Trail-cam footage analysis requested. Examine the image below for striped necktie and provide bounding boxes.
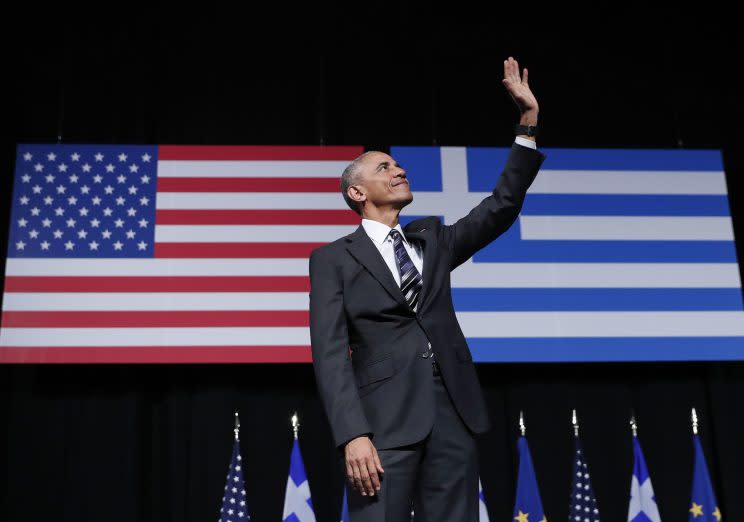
[389,229,423,312]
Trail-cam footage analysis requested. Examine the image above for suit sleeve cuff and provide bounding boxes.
[514,136,537,150]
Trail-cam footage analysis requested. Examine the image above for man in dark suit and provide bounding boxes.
[309,57,546,521]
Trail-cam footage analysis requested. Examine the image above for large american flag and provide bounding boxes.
[2,144,743,363]
[1,144,362,363]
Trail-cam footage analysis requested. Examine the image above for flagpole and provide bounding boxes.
[291,411,300,440]
[518,410,526,436]
[234,411,240,441]
[691,407,699,435]
[629,410,638,438]
[571,408,579,438]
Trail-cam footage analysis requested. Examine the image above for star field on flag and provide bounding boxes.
[9,146,157,258]
[219,438,250,522]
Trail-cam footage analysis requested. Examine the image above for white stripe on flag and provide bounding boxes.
[519,216,735,240]
[156,192,348,209]
[455,311,744,337]
[528,170,727,195]
[4,258,311,276]
[157,160,350,178]
[451,261,741,288]
[154,225,358,242]
[0,327,310,347]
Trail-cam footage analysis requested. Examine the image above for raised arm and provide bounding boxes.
[445,57,547,270]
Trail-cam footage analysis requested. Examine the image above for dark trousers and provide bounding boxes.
[347,368,480,521]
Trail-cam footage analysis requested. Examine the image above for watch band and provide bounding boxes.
[515,124,539,137]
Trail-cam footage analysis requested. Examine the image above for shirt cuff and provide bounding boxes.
[514,136,537,150]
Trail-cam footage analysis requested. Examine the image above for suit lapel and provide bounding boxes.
[345,222,435,313]
[345,224,409,309]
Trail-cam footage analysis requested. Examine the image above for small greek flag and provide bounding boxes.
[282,438,315,522]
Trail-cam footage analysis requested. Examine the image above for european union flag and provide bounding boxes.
[513,436,547,522]
[689,434,723,521]
[627,436,661,522]
[282,438,316,522]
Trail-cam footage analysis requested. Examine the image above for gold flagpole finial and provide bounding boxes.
[572,408,579,438]
[291,411,300,440]
[519,410,526,437]
[630,410,638,438]
[691,407,699,435]
[234,411,240,441]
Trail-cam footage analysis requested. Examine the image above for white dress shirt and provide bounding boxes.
[360,137,537,286]
[361,218,424,287]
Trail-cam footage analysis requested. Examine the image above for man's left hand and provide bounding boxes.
[502,56,539,122]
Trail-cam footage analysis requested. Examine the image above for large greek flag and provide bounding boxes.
[393,146,744,362]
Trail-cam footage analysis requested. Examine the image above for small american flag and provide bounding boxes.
[1,144,362,363]
[569,437,600,522]
[219,437,250,522]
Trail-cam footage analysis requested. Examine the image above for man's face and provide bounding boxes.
[353,152,413,212]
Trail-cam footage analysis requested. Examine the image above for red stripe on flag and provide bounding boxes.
[2,311,308,328]
[0,346,313,363]
[158,145,363,161]
[4,276,309,292]
[157,177,340,192]
[155,243,324,258]
[156,209,360,225]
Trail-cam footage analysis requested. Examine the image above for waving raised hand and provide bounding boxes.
[502,56,539,117]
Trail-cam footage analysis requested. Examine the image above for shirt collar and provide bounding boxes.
[361,218,408,246]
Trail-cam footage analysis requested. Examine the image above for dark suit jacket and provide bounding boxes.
[309,142,547,450]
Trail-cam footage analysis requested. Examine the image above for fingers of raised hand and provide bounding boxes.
[504,57,521,82]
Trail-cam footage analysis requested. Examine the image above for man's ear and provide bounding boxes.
[348,184,366,205]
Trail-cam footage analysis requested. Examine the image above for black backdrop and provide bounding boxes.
[2,7,743,522]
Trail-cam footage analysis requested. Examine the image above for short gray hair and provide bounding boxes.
[340,151,377,216]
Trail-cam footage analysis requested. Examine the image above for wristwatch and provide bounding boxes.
[515,124,539,137]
